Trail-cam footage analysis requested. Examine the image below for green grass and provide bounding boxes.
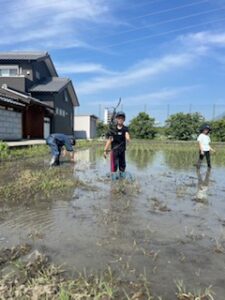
[0,139,104,161]
[0,244,154,300]
[0,168,81,203]
[128,140,225,168]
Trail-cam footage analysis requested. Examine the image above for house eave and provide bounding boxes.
[67,81,80,107]
[1,85,54,111]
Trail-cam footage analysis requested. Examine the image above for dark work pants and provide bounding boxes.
[197,151,211,168]
[110,150,126,172]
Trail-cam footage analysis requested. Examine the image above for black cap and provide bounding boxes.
[200,124,212,133]
[115,111,126,119]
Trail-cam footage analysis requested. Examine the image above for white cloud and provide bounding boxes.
[123,86,196,105]
[88,85,198,107]
[56,63,117,75]
[88,86,196,107]
[179,31,225,48]
[77,52,194,95]
[0,0,115,48]
[77,30,225,95]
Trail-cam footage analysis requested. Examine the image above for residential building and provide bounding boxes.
[0,52,79,140]
[104,108,113,125]
[0,87,53,140]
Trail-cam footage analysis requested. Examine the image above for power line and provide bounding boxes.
[0,0,211,35]
[0,0,161,18]
[116,0,162,12]
[126,0,209,22]
[102,16,225,49]
[99,6,225,39]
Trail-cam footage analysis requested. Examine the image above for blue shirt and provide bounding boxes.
[51,133,74,152]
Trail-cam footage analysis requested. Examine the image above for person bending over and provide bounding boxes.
[46,133,76,166]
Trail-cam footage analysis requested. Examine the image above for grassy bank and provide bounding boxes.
[0,140,104,161]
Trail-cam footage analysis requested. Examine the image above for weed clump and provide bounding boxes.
[0,244,154,300]
[0,168,80,203]
[176,280,215,300]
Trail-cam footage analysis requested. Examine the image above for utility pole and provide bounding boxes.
[167,104,170,118]
[144,104,147,113]
[212,104,216,120]
[98,104,101,120]
[189,104,192,114]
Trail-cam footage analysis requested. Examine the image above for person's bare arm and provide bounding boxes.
[104,138,112,158]
[126,132,131,143]
[198,142,204,155]
[70,151,76,162]
[210,146,215,153]
[63,149,75,162]
[62,147,67,157]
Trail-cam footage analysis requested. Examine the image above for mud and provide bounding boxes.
[0,146,225,299]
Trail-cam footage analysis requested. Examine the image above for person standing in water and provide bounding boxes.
[104,111,130,179]
[46,133,76,166]
[196,125,215,169]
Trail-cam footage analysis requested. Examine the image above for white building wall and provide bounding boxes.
[74,115,97,139]
[104,108,108,125]
[0,109,22,140]
[74,116,90,139]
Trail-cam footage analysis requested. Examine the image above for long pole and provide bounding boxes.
[212,104,216,120]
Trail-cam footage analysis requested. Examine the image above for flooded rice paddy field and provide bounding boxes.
[0,143,225,299]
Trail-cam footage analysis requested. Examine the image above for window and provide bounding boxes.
[60,109,66,117]
[0,65,19,77]
[36,71,40,80]
[55,107,66,117]
[64,90,69,102]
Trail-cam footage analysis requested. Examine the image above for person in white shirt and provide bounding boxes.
[196,125,215,169]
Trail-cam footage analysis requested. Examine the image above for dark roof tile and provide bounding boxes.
[29,77,70,93]
[0,52,48,60]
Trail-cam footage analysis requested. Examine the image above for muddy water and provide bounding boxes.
[1,147,225,299]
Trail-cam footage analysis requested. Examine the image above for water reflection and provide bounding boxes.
[196,169,211,202]
[164,150,196,170]
[75,148,98,164]
[127,148,156,169]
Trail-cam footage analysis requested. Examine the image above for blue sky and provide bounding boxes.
[1,0,225,123]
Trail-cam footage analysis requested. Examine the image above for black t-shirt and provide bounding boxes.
[107,125,129,152]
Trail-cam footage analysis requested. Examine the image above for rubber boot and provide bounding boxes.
[50,156,60,167]
[111,172,118,181]
[120,171,126,179]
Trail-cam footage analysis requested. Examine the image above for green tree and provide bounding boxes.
[129,112,156,139]
[165,112,205,140]
[96,121,109,138]
[211,118,225,142]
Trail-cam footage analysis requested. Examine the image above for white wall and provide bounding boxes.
[74,115,90,139]
[74,115,97,139]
